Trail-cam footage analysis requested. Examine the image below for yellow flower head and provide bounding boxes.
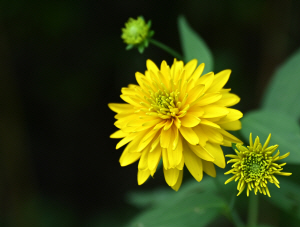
[121,17,154,53]
[109,59,243,191]
[225,133,292,197]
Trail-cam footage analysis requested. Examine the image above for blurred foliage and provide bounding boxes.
[262,48,300,119]
[178,16,213,74]
[126,176,233,227]
[1,0,300,227]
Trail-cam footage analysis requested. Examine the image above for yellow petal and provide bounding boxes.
[108,103,132,113]
[162,148,170,169]
[186,84,205,104]
[179,126,199,145]
[200,119,220,129]
[201,125,223,144]
[137,169,151,185]
[135,119,163,132]
[218,128,243,144]
[192,125,208,147]
[114,114,137,129]
[148,145,161,171]
[167,130,183,168]
[138,147,149,170]
[110,130,128,138]
[174,117,181,128]
[146,59,159,73]
[176,154,185,170]
[188,106,204,117]
[160,60,172,81]
[163,167,180,187]
[120,95,141,107]
[187,143,214,162]
[216,108,243,124]
[197,93,222,106]
[164,118,174,130]
[153,120,167,130]
[202,160,216,177]
[202,105,229,118]
[215,93,240,107]
[172,127,179,150]
[207,69,231,93]
[180,113,201,127]
[114,111,135,119]
[183,142,203,182]
[171,169,183,191]
[135,72,153,92]
[137,130,158,152]
[189,63,205,81]
[196,72,214,92]
[121,87,137,96]
[150,134,161,152]
[126,130,152,153]
[205,143,225,168]
[119,142,142,166]
[160,127,172,148]
[116,132,139,149]
[219,120,241,131]
[184,59,198,79]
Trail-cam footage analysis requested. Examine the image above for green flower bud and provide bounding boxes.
[121,16,154,53]
[225,133,292,197]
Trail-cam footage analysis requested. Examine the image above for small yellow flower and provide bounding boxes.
[121,16,154,53]
[225,133,292,197]
[109,59,242,191]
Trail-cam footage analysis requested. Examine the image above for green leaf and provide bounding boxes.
[178,16,213,74]
[126,176,236,227]
[262,48,300,119]
[240,109,300,164]
[266,178,300,220]
[126,192,225,227]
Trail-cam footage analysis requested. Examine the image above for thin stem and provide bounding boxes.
[149,39,183,60]
[247,194,259,227]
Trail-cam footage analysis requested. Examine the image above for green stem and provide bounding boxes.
[213,178,244,227]
[247,194,259,227]
[149,39,183,60]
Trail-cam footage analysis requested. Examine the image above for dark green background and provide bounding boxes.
[0,0,299,226]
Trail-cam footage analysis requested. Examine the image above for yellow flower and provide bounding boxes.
[225,133,292,197]
[109,59,243,191]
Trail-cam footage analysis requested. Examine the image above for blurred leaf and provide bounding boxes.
[126,176,236,227]
[126,192,225,227]
[262,48,300,119]
[241,109,300,164]
[127,188,172,209]
[127,176,224,209]
[178,16,213,74]
[266,178,300,220]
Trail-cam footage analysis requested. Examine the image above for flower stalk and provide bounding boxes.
[149,39,183,60]
[247,194,258,227]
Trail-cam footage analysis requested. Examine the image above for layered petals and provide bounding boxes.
[109,59,242,191]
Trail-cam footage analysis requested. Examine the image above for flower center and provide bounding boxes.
[148,89,180,119]
[242,154,268,183]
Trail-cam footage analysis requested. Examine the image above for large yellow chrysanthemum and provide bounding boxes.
[109,59,243,191]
